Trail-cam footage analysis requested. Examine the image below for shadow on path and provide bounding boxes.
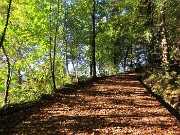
[0,74,179,134]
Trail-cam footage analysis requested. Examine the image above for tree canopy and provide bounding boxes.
[0,0,179,106]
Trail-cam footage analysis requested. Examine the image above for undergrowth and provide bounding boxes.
[142,68,180,113]
[0,76,73,108]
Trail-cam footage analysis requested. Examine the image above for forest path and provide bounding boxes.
[0,74,180,135]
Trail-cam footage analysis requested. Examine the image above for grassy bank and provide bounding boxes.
[142,68,180,113]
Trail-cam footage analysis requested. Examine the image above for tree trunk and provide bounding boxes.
[0,0,12,106]
[160,4,170,72]
[49,2,57,91]
[52,0,61,90]
[89,37,92,76]
[65,48,69,75]
[0,0,12,48]
[113,51,117,71]
[113,39,118,73]
[91,0,96,78]
[2,46,11,106]
[143,0,155,65]
[18,69,22,85]
[129,44,133,71]
[63,0,69,75]
[123,47,129,72]
[90,61,93,76]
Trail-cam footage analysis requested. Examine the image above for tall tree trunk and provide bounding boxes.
[90,61,93,76]
[160,4,170,72]
[50,37,54,90]
[18,69,22,85]
[2,46,11,106]
[0,0,12,48]
[147,30,155,64]
[0,0,12,106]
[91,0,96,78]
[89,37,93,76]
[49,2,57,91]
[52,0,60,90]
[113,51,117,71]
[143,0,155,65]
[113,34,118,73]
[71,59,76,74]
[65,44,69,75]
[63,0,69,75]
[123,48,129,72]
[129,44,133,71]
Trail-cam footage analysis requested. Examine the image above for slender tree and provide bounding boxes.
[91,0,96,78]
[159,1,170,72]
[49,0,61,91]
[49,2,57,91]
[0,0,12,105]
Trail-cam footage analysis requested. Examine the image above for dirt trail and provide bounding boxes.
[0,74,180,135]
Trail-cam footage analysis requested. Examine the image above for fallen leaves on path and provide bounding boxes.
[0,74,180,135]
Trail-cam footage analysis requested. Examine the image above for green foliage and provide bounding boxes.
[0,0,179,108]
[78,75,88,82]
[143,67,180,111]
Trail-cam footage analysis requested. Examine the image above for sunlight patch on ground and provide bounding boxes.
[1,74,179,135]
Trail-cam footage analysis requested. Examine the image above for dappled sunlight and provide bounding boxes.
[0,74,179,134]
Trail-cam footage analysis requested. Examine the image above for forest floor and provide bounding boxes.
[0,74,180,135]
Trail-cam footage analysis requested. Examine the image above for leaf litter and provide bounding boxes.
[0,74,179,134]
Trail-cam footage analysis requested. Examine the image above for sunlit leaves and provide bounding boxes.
[0,0,179,105]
